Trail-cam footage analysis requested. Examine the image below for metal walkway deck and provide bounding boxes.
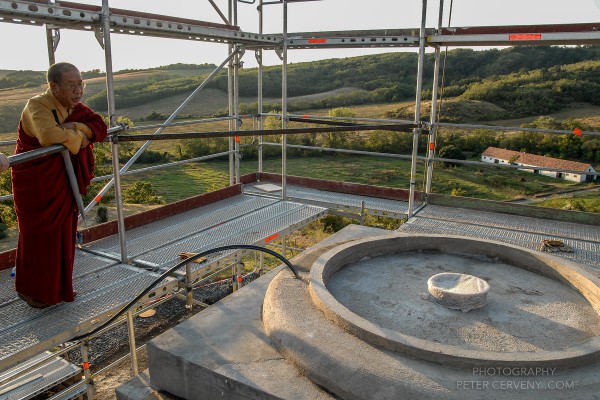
[399,204,600,270]
[0,192,334,398]
[243,182,412,219]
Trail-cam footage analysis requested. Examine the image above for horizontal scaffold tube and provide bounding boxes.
[287,117,360,126]
[435,122,600,137]
[111,123,420,142]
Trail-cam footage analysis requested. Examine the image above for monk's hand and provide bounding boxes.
[79,131,90,148]
[0,153,9,172]
[60,122,76,130]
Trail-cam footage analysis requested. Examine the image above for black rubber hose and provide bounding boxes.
[73,244,298,341]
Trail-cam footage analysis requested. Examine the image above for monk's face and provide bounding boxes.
[50,69,85,108]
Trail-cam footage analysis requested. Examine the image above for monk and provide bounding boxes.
[12,62,107,308]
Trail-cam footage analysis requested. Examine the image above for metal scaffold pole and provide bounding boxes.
[258,0,265,271]
[408,0,428,218]
[257,0,264,173]
[102,0,128,262]
[83,50,239,218]
[425,0,445,195]
[228,0,235,186]
[281,0,288,200]
[45,27,58,66]
[233,1,241,184]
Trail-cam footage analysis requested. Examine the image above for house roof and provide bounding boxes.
[482,147,595,172]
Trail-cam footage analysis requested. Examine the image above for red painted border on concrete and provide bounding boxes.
[257,172,418,202]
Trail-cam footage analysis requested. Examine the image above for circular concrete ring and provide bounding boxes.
[308,234,600,369]
[427,272,490,312]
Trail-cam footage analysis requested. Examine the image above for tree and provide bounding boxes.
[324,108,355,148]
[438,145,466,167]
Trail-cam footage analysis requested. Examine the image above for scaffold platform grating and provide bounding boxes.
[0,193,330,375]
[0,352,80,400]
[243,182,412,219]
[399,204,600,270]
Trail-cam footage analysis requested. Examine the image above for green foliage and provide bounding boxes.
[451,187,467,197]
[0,202,16,228]
[533,194,600,213]
[136,150,170,164]
[322,108,355,148]
[81,69,104,79]
[438,145,466,167]
[124,181,165,205]
[181,137,229,159]
[86,74,212,111]
[321,215,354,233]
[0,70,45,89]
[460,60,600,117]
[144,111,170,121]
[363,216,403,230]
[73,46,600,116]
[562,199,587,211]
[0,172,12,196]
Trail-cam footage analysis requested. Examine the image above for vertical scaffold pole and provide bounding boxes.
[126,310,139,376]
[257,0,264,173]
[45,27,57,66]
[426,0,445,195]
[228,0,235,186]
[281,0,288,200]
[81,340,94,399]
[185,262,193,309]
[82,53,238,218]
[408,0,428,218]
[102,0,128,262]
[233,1,241,184]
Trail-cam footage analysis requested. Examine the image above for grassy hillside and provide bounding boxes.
[2,46,600,135]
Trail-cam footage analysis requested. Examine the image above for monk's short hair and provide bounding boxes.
[47,62,79,83]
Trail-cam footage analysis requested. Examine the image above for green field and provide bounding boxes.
[115,154,589,204]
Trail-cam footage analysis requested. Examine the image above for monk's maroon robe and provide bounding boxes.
[12,103,107,305]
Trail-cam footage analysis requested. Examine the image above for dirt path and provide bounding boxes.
[509,186,600,204]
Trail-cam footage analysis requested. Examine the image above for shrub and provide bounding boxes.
[321,215,354,233]
[124,181,164,205]
[451,187,467,197]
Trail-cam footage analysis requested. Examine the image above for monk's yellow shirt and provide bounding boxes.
[20,89,94,154]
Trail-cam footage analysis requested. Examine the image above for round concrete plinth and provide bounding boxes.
[309,235,600,368]
[263,233,600,400]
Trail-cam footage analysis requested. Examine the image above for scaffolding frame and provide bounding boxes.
[2,0,600,397]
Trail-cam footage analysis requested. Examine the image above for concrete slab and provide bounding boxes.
[115,371,170,400]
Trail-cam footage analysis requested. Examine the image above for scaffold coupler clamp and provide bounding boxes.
[108,122,129,143]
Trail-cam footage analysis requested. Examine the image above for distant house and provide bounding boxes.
[481,147,597,183]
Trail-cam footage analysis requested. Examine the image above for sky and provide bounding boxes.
[2,0,600,72]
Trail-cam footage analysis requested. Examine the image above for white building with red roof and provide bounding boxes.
[481,147,597,183]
